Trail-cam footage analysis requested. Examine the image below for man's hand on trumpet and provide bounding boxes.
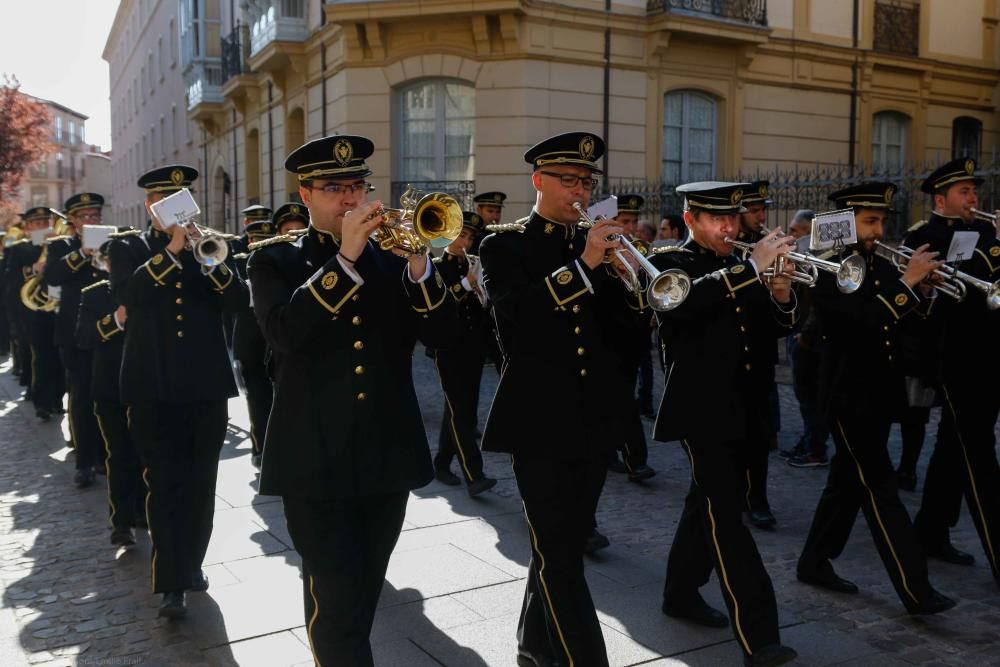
[581,218,623,270]
[899,243,944,296]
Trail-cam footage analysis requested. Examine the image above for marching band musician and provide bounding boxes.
[230,204,275,469]
[430,210,498,496]
[44,192,109,488]
[4,220,35,396]
[649,182,798,667]
[471,190,506,254]
[107,164,247,619]
[479,131,632,667]
[794,182,956,615]
[907,158,1000,583]
[247,135,457,665]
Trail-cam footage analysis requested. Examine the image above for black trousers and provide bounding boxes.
[915,383,1000,581]
[0,308,9,355]
[798,415,934,608]
[129,399,227,593]
[239,361,273,457]
[95,400,143,530]
[434,344,486,483]
[30,315,62,413]
[513,454,609,667]
[283,492,408,667]
[60,346,101,470]
[619,359,649,471]
[12,335,30,387]
[663,438,779,660]
[744,385,773,514]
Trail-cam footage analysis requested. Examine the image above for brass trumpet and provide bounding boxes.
[465,253,488,307]
[970,207,997,228]
[573,203,690,311]
[368,186,463,255]
[20,218,74,312]
[183,223,236,268]
[724,236,866,294]
[874,241,1000,309]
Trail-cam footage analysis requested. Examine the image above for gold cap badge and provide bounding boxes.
[334,140,353,166]
[579,136,595,160]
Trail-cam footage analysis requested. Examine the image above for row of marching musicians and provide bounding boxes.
[1,130,997,667]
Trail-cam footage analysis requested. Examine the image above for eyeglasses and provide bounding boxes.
[538,171,599,191]
[76,213,102,222]
[306,182,374,195]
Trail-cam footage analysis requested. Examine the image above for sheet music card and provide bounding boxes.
[587,196,618,222]
[809,208,857,251]
[149,188,200,229]
[945,231,978,263]
[81,225,116,250]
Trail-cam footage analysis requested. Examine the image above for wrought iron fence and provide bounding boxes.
[647,0,768,26]
[221,23,249,83]
[874,0,920,57]
[603,151,1000,239]
[389,180,477,211]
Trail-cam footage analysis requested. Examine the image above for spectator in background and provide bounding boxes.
[655,214,686,247]
[788,209,815,255]
[636,220,657,246]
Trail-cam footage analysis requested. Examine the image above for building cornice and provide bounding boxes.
[102,0,134,62]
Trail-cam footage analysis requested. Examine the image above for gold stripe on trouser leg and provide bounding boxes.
[834,420,918,604]
[682,440,752,655]
[67,391,78,450]
[307,574,323,667]
[142,467,156,592]
[942,387,998,570]
[434,356,474,481]
[93,403,116,527]
[744,469,752,510]
[512,455,574,666]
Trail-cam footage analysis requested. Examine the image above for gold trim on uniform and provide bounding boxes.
[66,251,90,272]
[144,253,177,285]
[206,263,233,291]
[321,272,338,290]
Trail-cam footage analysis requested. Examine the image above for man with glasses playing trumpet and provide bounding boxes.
[649,182,798,667]
[108,164,247,619]
[247,135,457,666]
[905,158,1000,583]
[795,182,956,616]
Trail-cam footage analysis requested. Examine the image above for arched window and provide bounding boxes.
[952,116,982,160]
[663,90,717,184]
[872,111,909,171]
[396,79,475,186]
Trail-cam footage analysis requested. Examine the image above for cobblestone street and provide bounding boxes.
[0,348,998,666]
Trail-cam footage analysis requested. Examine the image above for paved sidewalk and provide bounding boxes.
[0,348,998,666]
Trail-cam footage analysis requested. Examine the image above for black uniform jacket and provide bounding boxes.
[3,241,35,338]
[247,225,457,499]
[903,214,1000,385]
[433,250,490,349]
[76,280,125,404]
[812,247,931,425]
[230,234,269,366]
[478,212,631,459]
[107,227,246,402]
[45,235,107,349]
[648,239,798,443]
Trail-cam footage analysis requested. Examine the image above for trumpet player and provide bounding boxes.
[44,193,109,488]
[248,135,457,665]
[907,158,1000,582]
[649,182,798,667]
[430,211,497,496]
[795,182,956,616]
[107,164,247,619]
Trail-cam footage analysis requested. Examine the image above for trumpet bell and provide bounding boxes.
[835,254,866,293]
[193,235,229,267]
[412,193,464,249]
[648,268,691,312]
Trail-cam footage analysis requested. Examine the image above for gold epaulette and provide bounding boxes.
[42,235,74,245]
[6,238,29,247]
[906,219,928,233]
[81,279,110,294]
[485,222,526,232]
[649,245,690,255]
[248,229,306,251]
[109,228,142,239]
[232,252,249,260]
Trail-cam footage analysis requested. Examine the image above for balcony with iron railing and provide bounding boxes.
[221,23,250,83]
[647,0,768,27]
[247,0,309,57]
[186,61,225,112]
[874,0,920,57]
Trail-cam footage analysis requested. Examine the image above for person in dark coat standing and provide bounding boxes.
[480,131,635,667]
[649,181,798,667]
[248,135,457,666]
[107,164,247,619]
[795,182,956,616]
[44,192,109,487]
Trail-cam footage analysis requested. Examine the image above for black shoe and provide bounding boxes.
[787,453,829,468]
[434,468,461,486]
[110,527,136,547]
[748,510,776,530]
[905,590,956,616]
[36,409,51,422]
[251,453,262,469]
[797,564,859,594]
[189,570,209,592]
[467,477,497,497]
[158,591,187,618]
[516,650,560,667]
[74,468,96,489]
[923,541,975,566]
[627,464,656,482]
[584,529,610,555]
[744,644,798,667]
[662,595,729,628]
[778,443,806,460]
[895,470,916,492]
[607,455,627,474]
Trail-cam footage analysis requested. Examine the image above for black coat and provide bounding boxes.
[478,212,631,458]
[247,225,458,498]
[44,235,107,349]
[76,280,124,403]
[229,235,268,366]
[107,227,246,403]
[3,240,40,339]
[432,250,490,350]
[648,239,798,443]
